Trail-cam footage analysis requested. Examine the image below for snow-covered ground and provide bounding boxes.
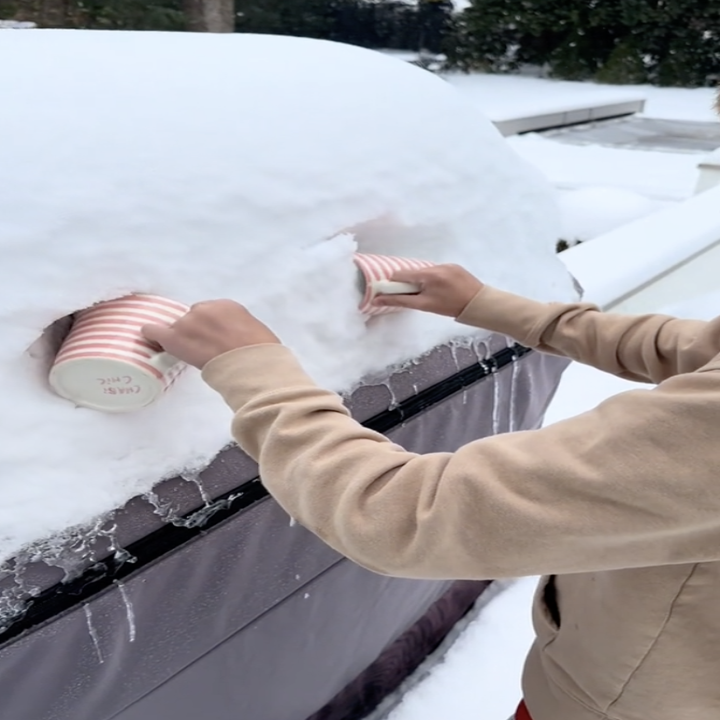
[445,72,719,124]
[376,75,719,720]
[445,72,718,243]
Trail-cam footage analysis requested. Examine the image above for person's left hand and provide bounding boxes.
[142,300,281,370]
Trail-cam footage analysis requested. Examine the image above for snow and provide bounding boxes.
[506,133,701,201]
[560,185,720,309]
[0,31,576,564]
[444,73,719,124]
[662,290,720,321]
[555,187,669,244]
[0,20,36,29]
[445,72,716,244]
[380,579,537,720]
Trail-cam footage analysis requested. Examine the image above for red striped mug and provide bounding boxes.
[354,253,434,317]
[49,294,189,412]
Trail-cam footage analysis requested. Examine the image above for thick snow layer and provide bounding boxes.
[0,30,575,563]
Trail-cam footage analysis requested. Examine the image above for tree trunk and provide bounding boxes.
[184,0,234,33]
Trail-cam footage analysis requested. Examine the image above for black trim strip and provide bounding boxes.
[0,343,530,645]
[365,343,531,434]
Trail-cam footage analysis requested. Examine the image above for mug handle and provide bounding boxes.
[146,347,183,374]
[371,279,421,296]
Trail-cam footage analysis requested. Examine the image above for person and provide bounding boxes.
[143,261,720,720]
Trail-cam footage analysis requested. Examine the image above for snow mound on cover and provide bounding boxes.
[0,30,575,563]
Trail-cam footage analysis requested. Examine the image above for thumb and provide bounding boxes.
[389,269,428,285]
[141,323,174,348]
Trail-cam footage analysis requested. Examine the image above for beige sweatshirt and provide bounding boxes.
[203,285,720,720]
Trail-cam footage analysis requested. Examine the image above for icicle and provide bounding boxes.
[491,367,501,436]
[0,563,31,634]
[462,388,468,405]
[17,533,91,584]
[96,520,135,568]
[472,338,490,364]
[116,582,136,643]
[289,516,296,527]
[146,488,244,530]
[144,490,178,524]
[180,470,212,507]
[84,605,104,664]
[449,343,460,372]
[387,380,399,410]
[508,346,519,434]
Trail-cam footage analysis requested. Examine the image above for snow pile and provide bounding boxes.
[0,30,575,563]
[0,20,36,29]
[556,187,670,243]
[384,578,538,720]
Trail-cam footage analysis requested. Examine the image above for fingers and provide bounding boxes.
[373,293,433,310]
[373,294,419,309]
[141,323,174,347]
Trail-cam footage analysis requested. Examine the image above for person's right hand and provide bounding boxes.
[372,264,484,318]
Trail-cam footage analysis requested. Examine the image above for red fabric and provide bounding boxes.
[515,700,533,720]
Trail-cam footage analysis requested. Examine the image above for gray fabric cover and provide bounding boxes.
[0,336,568,720]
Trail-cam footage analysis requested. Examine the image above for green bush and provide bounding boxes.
[455,0,720,87]
[1,0,184,31]
[77,1,185,31]
[235,0,455,55]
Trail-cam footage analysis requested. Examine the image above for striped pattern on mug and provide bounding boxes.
[354,253,435,317]
[54,294,188,382]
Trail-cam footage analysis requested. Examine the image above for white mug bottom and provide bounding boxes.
[49,357,169,412]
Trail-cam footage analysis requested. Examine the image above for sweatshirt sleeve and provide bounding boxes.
[203,344,720,580]
[456,285,720,384]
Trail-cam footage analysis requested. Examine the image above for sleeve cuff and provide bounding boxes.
[201,344,315,412]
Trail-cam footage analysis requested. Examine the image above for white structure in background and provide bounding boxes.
[493,97,646,136]
[561,184,720,315]
[696,147,720,194]
[0,20,36,28]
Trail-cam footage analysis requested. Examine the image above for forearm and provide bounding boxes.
[203,345,720,579]
[457,286,715,383]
